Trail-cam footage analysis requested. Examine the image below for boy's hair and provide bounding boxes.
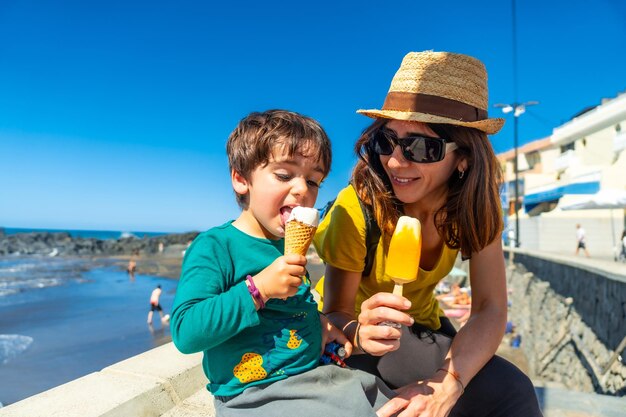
[227,109,332,209]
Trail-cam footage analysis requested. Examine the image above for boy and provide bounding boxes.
[147,284,169,325]
[171,110,394,416]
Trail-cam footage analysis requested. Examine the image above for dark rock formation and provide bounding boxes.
[0,231,200,257]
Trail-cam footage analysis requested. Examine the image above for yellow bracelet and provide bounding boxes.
[437,368,465,394]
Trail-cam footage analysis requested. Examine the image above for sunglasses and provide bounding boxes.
[371,128,458,164]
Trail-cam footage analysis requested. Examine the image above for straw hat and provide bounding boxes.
[357,51,505,134]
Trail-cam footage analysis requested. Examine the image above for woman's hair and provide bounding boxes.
[352,120,503,257]
[227,109,332,208]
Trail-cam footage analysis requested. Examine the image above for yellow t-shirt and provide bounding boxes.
[313,185,458,330]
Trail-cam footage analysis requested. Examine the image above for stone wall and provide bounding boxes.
[506,253,626,395]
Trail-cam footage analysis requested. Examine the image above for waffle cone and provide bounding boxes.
[284,220,317,256]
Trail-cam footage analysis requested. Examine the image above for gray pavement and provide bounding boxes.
[535,383,626,417]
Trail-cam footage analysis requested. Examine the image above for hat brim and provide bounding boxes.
[357,109,505,135]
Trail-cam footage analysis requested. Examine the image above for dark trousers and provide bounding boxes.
[345,318,543,417]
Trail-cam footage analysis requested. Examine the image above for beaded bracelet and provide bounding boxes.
[437,368,465,394]
[246,275,265,309]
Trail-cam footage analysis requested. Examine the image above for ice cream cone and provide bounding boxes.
[285,220,317,256]
[284,207,319,256]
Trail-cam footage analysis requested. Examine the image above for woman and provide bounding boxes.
[314,51,542,416]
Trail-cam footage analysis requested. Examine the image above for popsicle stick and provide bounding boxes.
[392,283,404,297]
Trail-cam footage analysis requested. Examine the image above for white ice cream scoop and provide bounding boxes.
[287,206,320,227]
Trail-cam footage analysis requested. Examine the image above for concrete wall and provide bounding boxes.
[0,342,214,417]
[519,211,625,256]
[506,250,626,395]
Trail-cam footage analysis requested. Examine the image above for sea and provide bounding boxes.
[0,228,176,408]
[1,227,167,240]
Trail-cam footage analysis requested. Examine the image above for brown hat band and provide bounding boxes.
[382,92,488,122]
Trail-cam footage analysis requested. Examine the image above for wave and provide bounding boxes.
[0,261,40,274]
[0,334,34,365]
[0,257,89,298]
[0,277,65,297]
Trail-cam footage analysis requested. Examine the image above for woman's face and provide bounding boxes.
[379,120,464,208]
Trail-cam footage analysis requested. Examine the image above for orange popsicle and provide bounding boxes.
[385,216,422,296]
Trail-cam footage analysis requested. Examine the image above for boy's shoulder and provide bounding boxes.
[204,221,234,234]
[192,221,236,246]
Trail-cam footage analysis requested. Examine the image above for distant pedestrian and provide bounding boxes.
[147,284,169,325]
[575,224,590,257]
[619,229,626,262]
[127,249,139,280]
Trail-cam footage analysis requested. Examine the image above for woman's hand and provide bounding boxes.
[320,313,353,357]
[376,372,463,417]
[357,292,414,356]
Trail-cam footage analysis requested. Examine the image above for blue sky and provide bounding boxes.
[1,0,625,232]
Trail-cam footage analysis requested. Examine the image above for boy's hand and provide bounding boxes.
[254,254,307,300]
[320,313,352,358]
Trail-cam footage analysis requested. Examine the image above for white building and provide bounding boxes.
[498,91,626,258]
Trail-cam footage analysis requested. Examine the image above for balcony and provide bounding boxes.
[613,131,626,153]
[554,149,578,172]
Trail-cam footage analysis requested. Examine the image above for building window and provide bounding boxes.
[526,151,540,169]
[560,142,575,153]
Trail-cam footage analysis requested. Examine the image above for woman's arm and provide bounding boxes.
[321,265,362,346]
[443,238,508,384]
[377,238,507,417]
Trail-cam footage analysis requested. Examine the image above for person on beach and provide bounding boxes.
[127,249,139,279]
[314,51,543,416]
[575,223,590,257]
[170,110,395,417]
[147,284,168,325]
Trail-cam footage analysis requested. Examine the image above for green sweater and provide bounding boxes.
[171,221,321,397]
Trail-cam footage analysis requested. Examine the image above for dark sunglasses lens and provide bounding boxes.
[373,130,394,155]
[405,137,445,163]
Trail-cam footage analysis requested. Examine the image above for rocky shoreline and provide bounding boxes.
[0,230,199,258]
[0,230,203,280]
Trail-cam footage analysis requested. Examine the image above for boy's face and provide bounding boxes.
[232,145,326,240]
